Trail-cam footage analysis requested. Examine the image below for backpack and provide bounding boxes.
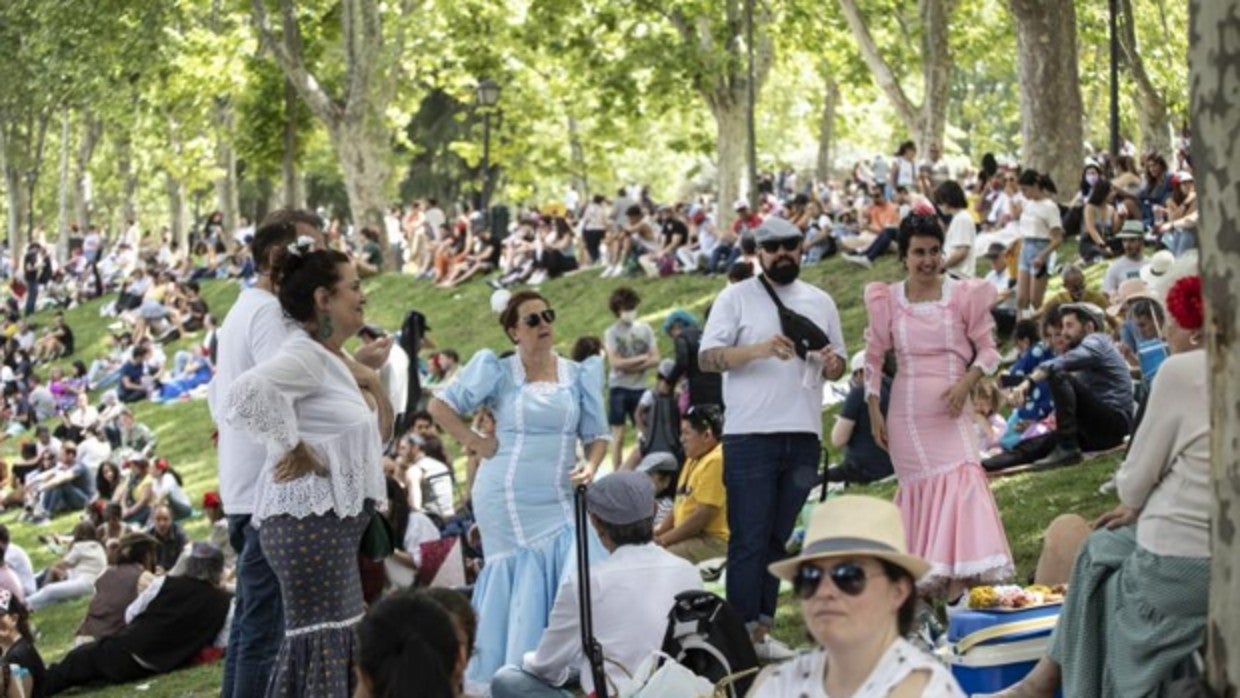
[640,392,683,465]
[659,591,759,698]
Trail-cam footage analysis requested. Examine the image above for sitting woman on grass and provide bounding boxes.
[999,275,1209,698]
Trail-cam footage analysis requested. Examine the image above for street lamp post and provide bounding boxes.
[1109,0,1121,158]
[476,78,501,232]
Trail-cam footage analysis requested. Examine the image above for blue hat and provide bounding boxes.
[662,309,698,335]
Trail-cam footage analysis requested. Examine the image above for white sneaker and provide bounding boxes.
[842,253,873,270]
[599,265,614,278]
[753,635,796,663]
[1098,476,1118,495]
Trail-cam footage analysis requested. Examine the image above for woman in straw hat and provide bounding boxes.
[750,495,965,697]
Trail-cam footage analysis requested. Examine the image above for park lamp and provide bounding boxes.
[476,78,501,108]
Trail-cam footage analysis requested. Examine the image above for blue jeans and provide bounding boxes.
[491,666,574,698]
[41,484,90,516]
[722,432,820,628]
[23,282,38,317]
[708,244,738,274]
[222,514,285,698]
[859,227,898,261]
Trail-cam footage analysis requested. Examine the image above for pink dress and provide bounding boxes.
[863,278,1014,593]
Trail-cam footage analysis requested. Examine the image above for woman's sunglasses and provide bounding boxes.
[759,238,800,254]
[523,309,557,328]
[794,561,872,600]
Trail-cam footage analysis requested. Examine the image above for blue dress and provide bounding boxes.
[440,350,610,684]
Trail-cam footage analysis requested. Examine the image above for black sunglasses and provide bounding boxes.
[759,238,801,254]
[522,309,557,328]
[794,561,872,600]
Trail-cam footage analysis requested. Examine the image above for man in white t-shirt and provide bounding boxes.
[604,287,660,470]
[1102,221,1148,299]
[699,217,846,660]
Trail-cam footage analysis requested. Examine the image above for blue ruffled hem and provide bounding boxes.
[466,523,607,685]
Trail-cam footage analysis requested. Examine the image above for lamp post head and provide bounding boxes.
[476,78,501,108]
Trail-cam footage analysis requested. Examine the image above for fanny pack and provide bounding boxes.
[758,276,830,359]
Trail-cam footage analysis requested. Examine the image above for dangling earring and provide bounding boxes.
[318,314,334,340]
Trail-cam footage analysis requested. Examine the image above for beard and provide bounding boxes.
[763,256,800,285]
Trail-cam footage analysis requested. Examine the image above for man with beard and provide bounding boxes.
[698,217,846,661]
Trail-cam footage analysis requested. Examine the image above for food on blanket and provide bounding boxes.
[967,584,1067,609]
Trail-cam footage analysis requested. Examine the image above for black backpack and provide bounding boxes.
[640,392,683,465]
[660,591,759,698]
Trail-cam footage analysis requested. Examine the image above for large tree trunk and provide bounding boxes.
[712,101,748,235]
[332,119,390,237]
[281,77,302,208]
[0,126,24,253]
[56,110,71,261]
[116,133,137,226]
[1195,1,1240,694]
[73,113,102,231]
[1009,0,1084,204]
[816,72,838,183]
[1117,0,1172,157]
[214,97,240,235]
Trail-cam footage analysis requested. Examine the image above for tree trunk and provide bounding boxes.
[56,110,71,261]
[73,113,102,231]
[1117,0,1172,157]
[116,133,137,226]
[712,100,748,235]
[332,119,391,239]
[0,126,24,253]
[816,72,839,183]
[1194,1,1240,694]
[166,171,187,250]
[567,115,587,197]
[214,97,240,234]
[281,77,302,208]
[1009,0,1084,204]
[918,0,955,154]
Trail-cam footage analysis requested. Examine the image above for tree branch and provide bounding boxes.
[251,0,341,127]
[836,0,919,132]
[1117,0,1165,105]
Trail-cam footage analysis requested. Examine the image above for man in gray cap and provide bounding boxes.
[491,473,701,698]
[699,215,846,661]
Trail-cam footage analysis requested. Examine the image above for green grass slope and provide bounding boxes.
[18,244,1121,694]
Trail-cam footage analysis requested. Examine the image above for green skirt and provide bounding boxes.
[1048,525,1209,697]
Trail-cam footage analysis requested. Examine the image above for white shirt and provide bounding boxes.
[522,543,702,695]
[424,207,446,235]
[63,541,108,583]
[1018,198,1062,240]
[751,639,964,697]
[208,287,296,515]
[700,277,846,437]
[403,511,441,566]
[944,210,978,278]
[4,545,37,598]
[405,456,455,518]
[380,344,411,417]
[1103,255,1147,296]
[985,268,1015,311]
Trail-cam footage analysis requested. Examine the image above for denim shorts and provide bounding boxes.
[1018,237,1051,276]
[608,387,645,427]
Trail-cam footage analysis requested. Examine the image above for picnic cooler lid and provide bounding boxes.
[948,604,1060,666]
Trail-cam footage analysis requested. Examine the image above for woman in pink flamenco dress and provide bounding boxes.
[863,213,1015,598]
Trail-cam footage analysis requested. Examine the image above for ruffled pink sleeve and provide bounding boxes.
[961,279,1001,375]
[863,282,894,399]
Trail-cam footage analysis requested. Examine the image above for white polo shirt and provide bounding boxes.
[700,276,846,438]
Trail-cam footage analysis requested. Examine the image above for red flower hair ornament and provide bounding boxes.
[1165,275,1204,331]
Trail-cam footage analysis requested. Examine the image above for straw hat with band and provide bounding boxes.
[769,495,929,583]
[1107,278,1161,317]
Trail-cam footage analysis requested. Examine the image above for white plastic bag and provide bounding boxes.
[624,652,714,698]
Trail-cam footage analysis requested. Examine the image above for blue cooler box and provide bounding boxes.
[948,603,1061,697]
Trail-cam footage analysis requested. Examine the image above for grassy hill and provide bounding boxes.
[18,246,1123,695]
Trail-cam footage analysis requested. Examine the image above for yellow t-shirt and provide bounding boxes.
[673,444,729,542]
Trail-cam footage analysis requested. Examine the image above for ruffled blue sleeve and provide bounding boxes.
[439,349,503,415]
[575,355,611,444]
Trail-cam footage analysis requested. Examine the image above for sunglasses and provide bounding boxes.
[522,309,557,328]
[759,238,800,254]
[794,561,873,599]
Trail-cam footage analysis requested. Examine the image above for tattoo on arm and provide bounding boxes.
[699,347,730,373]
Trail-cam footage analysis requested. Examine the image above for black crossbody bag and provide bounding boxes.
[757,275,830,359]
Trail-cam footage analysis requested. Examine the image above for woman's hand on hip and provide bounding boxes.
[941,377,973,418]
[467,431,499,459]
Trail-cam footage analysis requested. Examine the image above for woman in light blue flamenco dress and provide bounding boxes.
[430,290,610,686]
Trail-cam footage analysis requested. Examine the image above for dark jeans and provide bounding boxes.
[582,229,605,262]
[859,227,898,261]
[45,636,153,694]
[708,244,738,274]
[23,281,38,317]
[222,514,285,698]
[991,308,1016,340]
[1047,369,1132,451]
[722,432,820,628]
[41,483,90,516]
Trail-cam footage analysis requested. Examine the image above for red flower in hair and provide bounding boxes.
[1165,276,1204,331]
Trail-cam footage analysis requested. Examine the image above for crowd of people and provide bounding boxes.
[0,130,1207,698]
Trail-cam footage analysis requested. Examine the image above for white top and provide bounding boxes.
[380,344,411,416]
[750,638,965,698]
[208,287,296,515]
[581,202,608,230]
[522,543,702,695]
[1117,351,1211,558]
[4,545,37,598]
[1103,255,1148,296]
[984,268,1015,311]
[153,471,192,509]
[403,511,441,566]
[63,541,108,583]
[943,210,978,278]
[405,456,455,518]
[222,331,387,524]
[1018,198,1063,240]
[700,277,847,437]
